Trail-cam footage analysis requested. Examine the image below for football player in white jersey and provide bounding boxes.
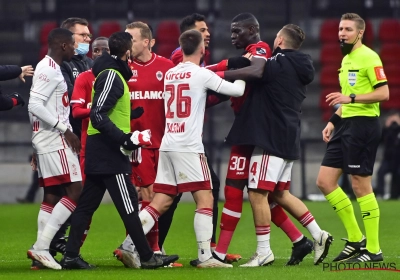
[120,29,246,268]
[27,28,82,270]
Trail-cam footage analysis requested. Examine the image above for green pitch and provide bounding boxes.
[0,201,399,280]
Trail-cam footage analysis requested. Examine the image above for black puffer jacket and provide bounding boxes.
[61,54,93,139]
[226,48,314,160]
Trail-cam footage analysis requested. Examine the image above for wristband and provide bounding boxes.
[54,121,68,133]
[328,114,341,126]
[216,71,225,79]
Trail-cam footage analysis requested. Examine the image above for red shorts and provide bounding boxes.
[226,145,254,180]
[130,148,159,187]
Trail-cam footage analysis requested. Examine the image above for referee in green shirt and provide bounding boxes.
[316,13,389,263]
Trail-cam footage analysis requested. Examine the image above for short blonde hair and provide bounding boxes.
[125,21,152,40]
[341,13,365,31]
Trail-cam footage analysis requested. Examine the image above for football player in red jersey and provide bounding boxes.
[113,21,178,268]
[198,13,315,266]
[171,13,210,66]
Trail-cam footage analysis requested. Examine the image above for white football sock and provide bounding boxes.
[306,220,322,240]
[36,203,53,240]
[34,196,76,250]
[194,208,213,262]
[256,225,271,255]
[139,208,157,235]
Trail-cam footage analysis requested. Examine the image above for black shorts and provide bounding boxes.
[321,116,381,175]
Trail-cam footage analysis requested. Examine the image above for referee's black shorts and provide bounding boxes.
[321,116,381,176]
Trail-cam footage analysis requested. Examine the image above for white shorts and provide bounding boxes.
[37,149,82,187]
[153,151,212,195]
[248,147,293,191]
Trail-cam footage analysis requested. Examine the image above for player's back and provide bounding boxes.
[160,62,213,153]
[29,56,70,154]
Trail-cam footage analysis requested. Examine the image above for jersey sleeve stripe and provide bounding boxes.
[30,90,48,98]
[373,81,388,89]
[215,79,223,92]
[94,70,116,122]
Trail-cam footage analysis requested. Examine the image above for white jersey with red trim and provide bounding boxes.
[160,62,225,153]
[29,55,71,154]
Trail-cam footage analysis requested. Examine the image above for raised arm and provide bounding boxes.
[219,57,266,81]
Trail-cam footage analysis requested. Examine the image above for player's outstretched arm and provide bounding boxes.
[221,57,266,81]
[217,80,246,97]
[0,65,23,81]
[204,68,246,97]
[206,57,251,72]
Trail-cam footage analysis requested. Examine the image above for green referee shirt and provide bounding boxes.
[339,44,387,118]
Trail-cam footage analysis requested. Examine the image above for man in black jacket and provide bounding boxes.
[218,24,333,266]
[0,64,34,111]
[61,32,177,270]
[60,17,94,140]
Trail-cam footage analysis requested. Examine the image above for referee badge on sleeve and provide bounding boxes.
[374,66,386,81]
[348,72,357,86]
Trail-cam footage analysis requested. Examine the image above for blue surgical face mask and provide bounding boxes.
[75,43,89,55]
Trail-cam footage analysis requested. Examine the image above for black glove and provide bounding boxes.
[121,133,139,151]
[7,92,25,107]
[227,57,251,70]
[130,106,144,120]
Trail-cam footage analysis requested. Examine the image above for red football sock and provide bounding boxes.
[269,196,303,243]
[215,186,243,255]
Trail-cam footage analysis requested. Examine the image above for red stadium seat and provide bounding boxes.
[39,45,48,60]
[40,21,58,45]
[156,20,180,45]
[320,43,342,66]
[382,87,400,110]
[320,65,340,87]
[363,20,374,46]
[384,64,400,86]
[320,19,373,45]
[156,43,177,59]
[380,43,400,66]
[98,21,121,37]
[379,19,400,43]
[319,19,340,43]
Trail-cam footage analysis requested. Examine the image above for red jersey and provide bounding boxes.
[128,53,174,149]
[231,41,272,113]
[71,69,95,157]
